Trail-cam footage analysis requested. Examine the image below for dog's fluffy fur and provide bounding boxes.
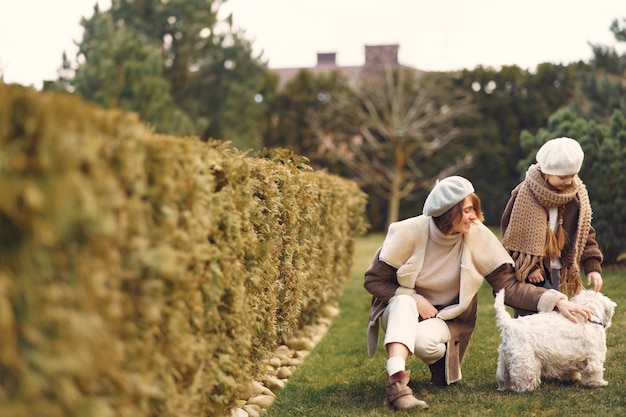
[494,289,616,393]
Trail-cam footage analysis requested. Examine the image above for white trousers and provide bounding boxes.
[381,294,450,365]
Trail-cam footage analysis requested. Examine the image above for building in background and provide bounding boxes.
[272,44,415,87]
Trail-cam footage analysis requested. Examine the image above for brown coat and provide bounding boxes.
[364,217,565,385]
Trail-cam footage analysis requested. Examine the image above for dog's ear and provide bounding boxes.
[601,298,617,328]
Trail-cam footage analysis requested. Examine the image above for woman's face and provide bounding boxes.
[449,197,477,235]
[546,174,576,191]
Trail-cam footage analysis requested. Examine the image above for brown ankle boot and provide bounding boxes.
[385,370,429,410]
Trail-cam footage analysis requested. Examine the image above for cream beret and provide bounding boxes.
[536,137,584,176]
[423,176,474,217]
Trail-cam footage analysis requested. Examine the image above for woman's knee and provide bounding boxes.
[414,338,446,362]
[413,320,449,363]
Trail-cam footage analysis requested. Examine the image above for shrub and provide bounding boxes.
[0,83,368,417]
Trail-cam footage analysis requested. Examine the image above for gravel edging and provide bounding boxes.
[230,303,341,417]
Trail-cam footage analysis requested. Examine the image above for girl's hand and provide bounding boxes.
[527,268,545,284]
[586,271,603,292]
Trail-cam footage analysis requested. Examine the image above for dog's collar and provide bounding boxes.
[588,317,605,328]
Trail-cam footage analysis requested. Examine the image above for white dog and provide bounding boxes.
[493,289,616,393]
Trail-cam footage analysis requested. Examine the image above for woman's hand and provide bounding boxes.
[527,268,545,284]
[417,298,438,320]
[555,299,593,323]
[586,271,603,292]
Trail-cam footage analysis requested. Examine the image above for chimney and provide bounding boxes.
[364,44,399,69]
[316,52,337,67]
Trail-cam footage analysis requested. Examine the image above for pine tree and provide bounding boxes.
[51,0,273,148]
[583,17,626,123]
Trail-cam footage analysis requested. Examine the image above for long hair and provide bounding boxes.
[545,205,568,259]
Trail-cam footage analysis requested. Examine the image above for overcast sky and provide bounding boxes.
[1,0,624,89]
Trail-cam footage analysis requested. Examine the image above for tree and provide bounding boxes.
[610,17,626,43]
[49,0,274,149]
[263,69,351,170]
[581,17,626,125]
[73,8,196,134]
[456,63,578,223]
[313,65,475,227]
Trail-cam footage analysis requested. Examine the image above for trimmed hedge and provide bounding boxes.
[0,83,368,417]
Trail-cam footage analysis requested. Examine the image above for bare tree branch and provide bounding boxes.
[310,63,476,225]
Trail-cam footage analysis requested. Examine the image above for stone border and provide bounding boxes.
[230,303,341,417]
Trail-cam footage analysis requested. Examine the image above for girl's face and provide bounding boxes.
[546,174,576,191]
[449,197,477,235]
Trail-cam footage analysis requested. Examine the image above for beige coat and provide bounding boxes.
[364,215,566,384]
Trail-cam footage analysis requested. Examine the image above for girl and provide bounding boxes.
[501,137,603,316]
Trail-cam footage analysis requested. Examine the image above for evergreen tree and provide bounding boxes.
[456,63,578,223]
[582,17,626,123]
[73,8,195,134]
[263,68,350,169]
[50,0,274,149]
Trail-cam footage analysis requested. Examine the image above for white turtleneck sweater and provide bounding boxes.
[414,219,463,306]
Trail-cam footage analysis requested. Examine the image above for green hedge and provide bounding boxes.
[0,83,368,417]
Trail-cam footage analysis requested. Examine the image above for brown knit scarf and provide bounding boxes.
[502,164,592,296]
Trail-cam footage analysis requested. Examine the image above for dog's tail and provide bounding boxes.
[494,289,513,328]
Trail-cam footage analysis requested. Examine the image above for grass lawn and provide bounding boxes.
[264,233,626,417]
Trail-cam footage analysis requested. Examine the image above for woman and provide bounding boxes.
[364,176,592,411]
[501,137,603,317]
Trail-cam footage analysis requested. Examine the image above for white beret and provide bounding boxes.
[423,176,475,217]
[536,137,584,176]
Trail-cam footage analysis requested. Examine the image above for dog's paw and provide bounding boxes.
[584,379,608,388]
